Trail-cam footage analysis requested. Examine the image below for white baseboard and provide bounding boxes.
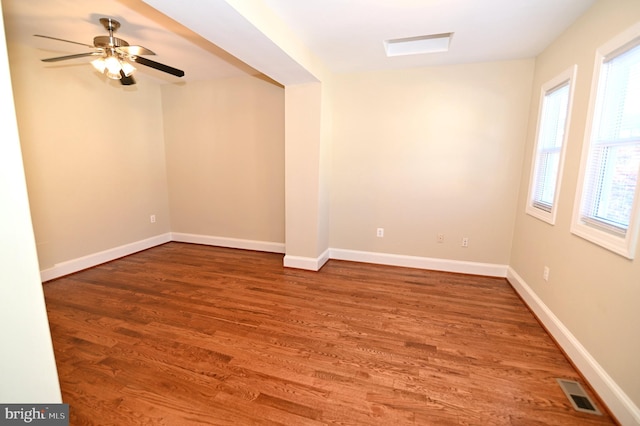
[40,233,171,282]
[329,248,508,277]
[283,248,330,271]
[507,267,640,426]
[39,233,283,282]
[170,232,285,254]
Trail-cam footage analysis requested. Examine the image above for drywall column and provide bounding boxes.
[283,82,328,270]
[141,0,332,270]
[0,1,61,403]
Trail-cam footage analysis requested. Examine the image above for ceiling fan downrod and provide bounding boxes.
[100,18,120,36]
[95,18,127,51]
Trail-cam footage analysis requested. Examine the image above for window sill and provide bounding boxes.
[526,204,556,225]
[570,220,637,259]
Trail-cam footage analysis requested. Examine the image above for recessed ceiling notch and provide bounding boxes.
[384,32,453,57]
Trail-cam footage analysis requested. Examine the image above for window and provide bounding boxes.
[526,66,577,224]
[572,25,640,259]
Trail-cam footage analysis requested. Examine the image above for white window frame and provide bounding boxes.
[571,23,640,259]
[526,65,577,224]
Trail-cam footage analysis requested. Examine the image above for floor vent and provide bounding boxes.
[556,378,601,415]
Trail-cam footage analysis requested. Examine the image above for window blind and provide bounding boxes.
[532,82,570,212]
[581,40,640,235]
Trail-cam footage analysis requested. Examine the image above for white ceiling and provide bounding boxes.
[263,0,597,73]
[1,0,596,84]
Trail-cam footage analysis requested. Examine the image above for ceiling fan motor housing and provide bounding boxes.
[94,35,129,49]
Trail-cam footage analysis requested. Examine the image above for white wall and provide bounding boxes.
[0,0,61,402]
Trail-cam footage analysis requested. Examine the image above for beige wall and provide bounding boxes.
[510,0,640,409]
[7,42,171,269]
[330,60,534,264]
[161,76,285,243]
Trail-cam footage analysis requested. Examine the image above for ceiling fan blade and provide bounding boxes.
[34,34,94,49]
[132,56,184,77]
[119,70,136,86]
[117,45,156,56]
[41,52,102,62]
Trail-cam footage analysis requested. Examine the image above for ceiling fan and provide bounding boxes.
[35,17,185,86]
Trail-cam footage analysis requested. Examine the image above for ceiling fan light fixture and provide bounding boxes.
[90,57,106,73]
[104,55,121,76]
[91,55,135,80]
[121,61,136,77]
[106,70,121,80]
[384,32,453,57]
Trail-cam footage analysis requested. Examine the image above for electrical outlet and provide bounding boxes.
[543,266,550,281]
[150,214,156,223]
[461,237,469,247]
[437,233,445,243]
[376,228,384,237]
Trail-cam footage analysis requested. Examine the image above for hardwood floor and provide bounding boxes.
[43,242,616,425]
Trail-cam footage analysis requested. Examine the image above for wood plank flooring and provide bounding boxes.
[43,242,617,425]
